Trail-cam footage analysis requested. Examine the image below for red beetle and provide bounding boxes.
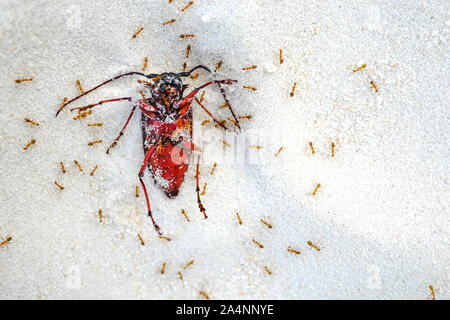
[56,65,239,234]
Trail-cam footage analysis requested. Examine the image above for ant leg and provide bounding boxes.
[70,97,132,113]
[195,153,207,219]
[106,105,137,154]
[217,83,241,131]
[138,142,161,234]
[194,98,228,131]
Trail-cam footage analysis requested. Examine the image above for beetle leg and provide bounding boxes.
[178,79,237,112]
[195,153,207,219]
[198,79,237,90]
[194,98,228,131]
[70,97,132,113]
[55,71,153,116]
[138,142,161,234]
[178,139,207,218]
[217,82,241,132]
[106,105,137,154]
[178,79,239,131]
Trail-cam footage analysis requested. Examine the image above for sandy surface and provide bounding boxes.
[0,0,448,299]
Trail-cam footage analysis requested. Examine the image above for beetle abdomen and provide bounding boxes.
[150,143,190,198]
[141,111,192,199]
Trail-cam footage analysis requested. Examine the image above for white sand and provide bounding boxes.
[0,0,448,299]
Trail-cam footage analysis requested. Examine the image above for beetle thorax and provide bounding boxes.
[152,73,183,111]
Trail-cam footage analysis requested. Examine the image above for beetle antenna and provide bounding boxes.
[55,71,153,117]
[145,73,159,79]
[178,65,211,77]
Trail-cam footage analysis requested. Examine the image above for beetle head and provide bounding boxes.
[153,73,183,107]
[148,65,211,108]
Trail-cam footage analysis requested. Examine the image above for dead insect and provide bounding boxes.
[279,49,284,64]
[199,291,210,300]
[242,65,257,71]
[243,85,257,91]
[98,209,103,222]
[160,262,166,274]
[178,271,183,280]
[135,185,139,197]
[331,142,335,157]
[55,65,239,234]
